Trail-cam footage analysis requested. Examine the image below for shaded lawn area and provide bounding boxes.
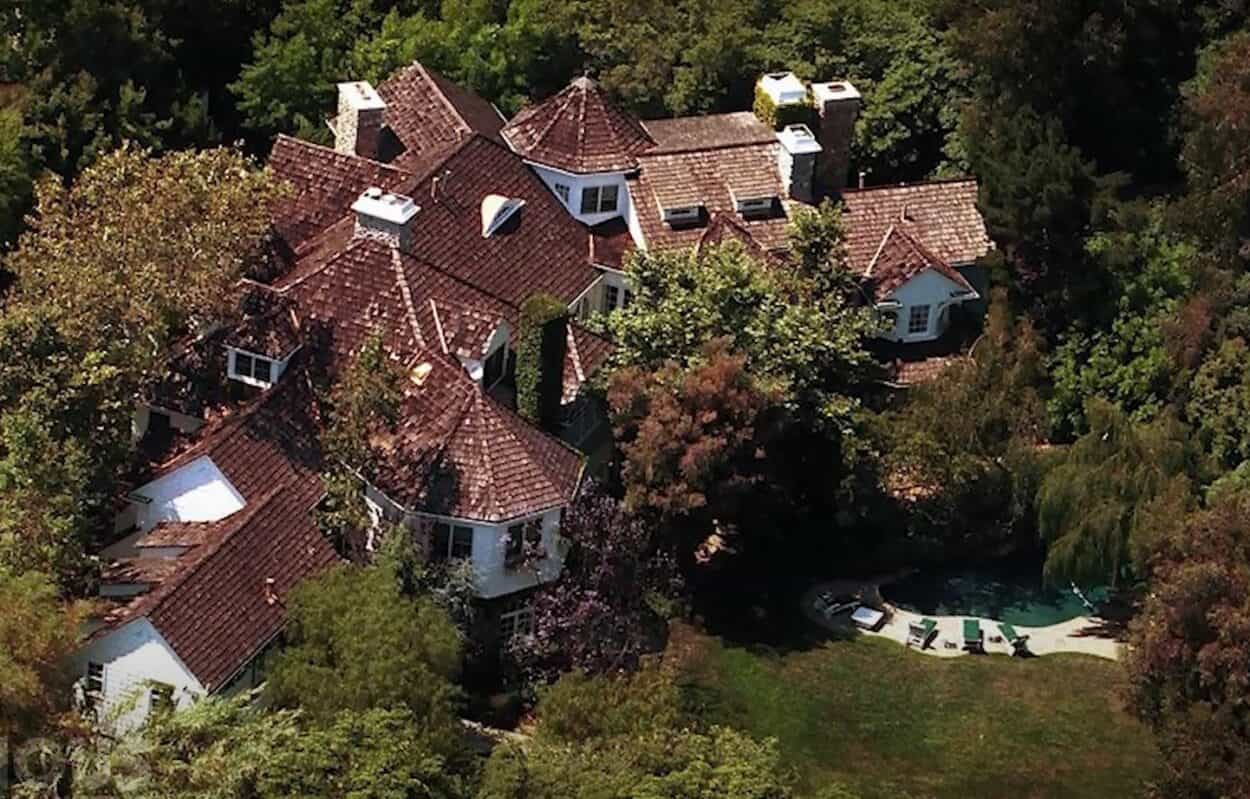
[672,625,1159,799]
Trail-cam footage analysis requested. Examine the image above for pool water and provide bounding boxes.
[884,564,1108,627]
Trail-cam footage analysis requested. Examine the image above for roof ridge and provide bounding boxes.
[271,133,414,177]
[389,245,427,350]
[415,61,472,138]
[841,176,979,195]
[428,297,449,354]
[276,233,369,294]
[865,224,896,277]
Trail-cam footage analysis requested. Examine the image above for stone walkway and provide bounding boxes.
[804,580,1123,661]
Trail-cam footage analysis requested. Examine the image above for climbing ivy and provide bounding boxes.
[517,294,569,428]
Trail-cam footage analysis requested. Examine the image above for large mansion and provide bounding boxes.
[75,63,992,729]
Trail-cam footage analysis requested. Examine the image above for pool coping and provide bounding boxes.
[804,579,1124,662]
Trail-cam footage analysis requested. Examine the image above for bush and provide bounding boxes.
[753,85,813,130]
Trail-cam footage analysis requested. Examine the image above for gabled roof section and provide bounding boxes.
[224,286,302,359]
[502,76,655,174]
[840,178,992,275]
[371,353,584,523]
[268,135,413,253]
[865,225,978,302]
[99,380,337,691]
[376,62,505,171]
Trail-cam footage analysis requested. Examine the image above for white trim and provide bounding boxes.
[518,158,633,180]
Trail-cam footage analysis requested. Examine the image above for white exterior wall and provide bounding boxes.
[878,269,974,343]
[131,404,204,442]
[73,619,205,733]
[363,483,567,600]
[530,163,632,227]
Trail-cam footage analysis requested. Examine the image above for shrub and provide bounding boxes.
[753,84,813,130]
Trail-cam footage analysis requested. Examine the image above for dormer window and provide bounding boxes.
[735,196,777,219]
[481,194,526,238]
[228,348,278,388]
[662,205,702,226]
[580,184,619,215]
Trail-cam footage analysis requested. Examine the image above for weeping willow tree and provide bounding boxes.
[1038,399,1194,588]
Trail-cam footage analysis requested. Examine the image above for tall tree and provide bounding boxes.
[1038,399,1194,587]
[1126,494,1250,799]
[265,564,463,724]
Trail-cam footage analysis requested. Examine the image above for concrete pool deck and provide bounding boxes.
[805,580,1124,661]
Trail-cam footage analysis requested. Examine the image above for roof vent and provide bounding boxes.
[480,194,526,238]
[351,187,419,247]
[411,362,433,386]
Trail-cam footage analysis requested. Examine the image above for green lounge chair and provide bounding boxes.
[907,618,938,648]
[999,623,1030,656]
[962,619,984,653]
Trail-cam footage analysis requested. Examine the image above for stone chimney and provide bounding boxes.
[811,81,861,194]
[351,187,419,249]
[335,81,387,160]
[776,124,822,203]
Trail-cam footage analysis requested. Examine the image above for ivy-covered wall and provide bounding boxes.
[517,293,569,430]
[753,86,814,131]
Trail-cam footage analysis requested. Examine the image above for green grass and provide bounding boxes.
[673,626,1160,799]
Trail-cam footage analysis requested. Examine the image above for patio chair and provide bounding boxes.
[907,618,938,649]
[962,619,985,653]
[998,623,1030,656]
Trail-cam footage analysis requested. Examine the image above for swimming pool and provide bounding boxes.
[884,563,1107,627]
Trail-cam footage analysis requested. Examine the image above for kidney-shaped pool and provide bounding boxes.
[884,563,1107,627]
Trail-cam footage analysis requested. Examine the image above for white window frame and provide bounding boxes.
[580,184,619,215]
[553,182,571,205]
[907,305,931,336]
[148,681,174,714]
[499,602,535,642]
[228,348,277,388]
[85,661,106,701]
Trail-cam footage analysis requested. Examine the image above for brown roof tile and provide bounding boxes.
[642,112,776,154]
[502,77,655,174]
[865,225,977,302]
[840,179,992,275]
[376,62,505,171]
[588,217,636,270]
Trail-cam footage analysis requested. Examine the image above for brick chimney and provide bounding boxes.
[776,124,822,203]
[811,81,861,194]
[335,81,387,160]
[351,187,419,249]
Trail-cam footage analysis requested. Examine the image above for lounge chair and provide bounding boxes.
[962,619,984,653]
[998,623,1030,656]
[907,618,938,649]
[851,605,885,631]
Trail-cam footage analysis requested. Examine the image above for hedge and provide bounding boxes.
[517,293,569,429]
[753,85,815,131]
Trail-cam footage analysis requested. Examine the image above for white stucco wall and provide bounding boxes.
[73,619,205,733]
[129,455,245,533]
[529,163,632,227]
[878,268,976,343]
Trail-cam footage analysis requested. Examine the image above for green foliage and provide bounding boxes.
[1126,494,1250,799]
[608,243,876,431]
[479,664,790,799]
[1186,338,1250,471]
[89,695,471,799]
[0,106,32,249]
[1038,400,1194,587]
[752,85,812,130]
[266,564,463,723]
[882,294,1051,552]
[515,293,568,428]
[0,570,89,741]
[787,198,858,296]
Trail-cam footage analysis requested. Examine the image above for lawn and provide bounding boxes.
[671,624,1160,799]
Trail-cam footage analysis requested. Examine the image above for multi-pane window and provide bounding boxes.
[604,284,621,312]
[553,183,571,205]
[85,662,105,700]
[623,289,634,309]
[580,184,619,215]
[231,350,275,384]
[432,522,474,561]
[505,523,524,566]
[149,682,174,714]
[498,602,535,642]
[907,305,931,335]
[483,343,508,387]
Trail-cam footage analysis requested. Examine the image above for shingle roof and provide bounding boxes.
[375,62,505,171]
[839,179,992,275]
[630,142,796,253]
[268,136,412,253]
[371,353,585,522]
[502,76,655,174]
[99,380,337,691]
[223,287,303,359]
[588,217,635,270]
[865,225,978,302]
[642,112,776,154]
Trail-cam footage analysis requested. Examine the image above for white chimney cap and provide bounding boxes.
[758,71,808,106]
[352,187,419,225]
[777,124,822,156]
[337,81,387,112]
[811,81,862,103]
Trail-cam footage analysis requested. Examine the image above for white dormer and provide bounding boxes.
[226,347,297,389]
[481,194,526,237]
[758,71,808,106]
